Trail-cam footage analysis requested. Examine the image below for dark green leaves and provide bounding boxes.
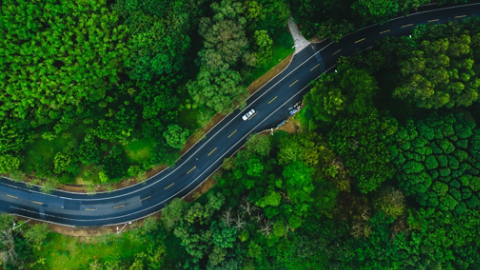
[329,111,397,193]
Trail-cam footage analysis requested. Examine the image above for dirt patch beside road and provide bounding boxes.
[276,116,303,134]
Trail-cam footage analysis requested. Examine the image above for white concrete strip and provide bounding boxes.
[288,17,311,54]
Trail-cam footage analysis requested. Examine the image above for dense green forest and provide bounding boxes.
[0,0,292,191]
[0,0,474,190]
[3,0,480,270]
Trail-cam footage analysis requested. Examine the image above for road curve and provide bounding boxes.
[1,3,480,227]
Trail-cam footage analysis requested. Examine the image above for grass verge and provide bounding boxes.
[244,29,294,86]
[21,125,87,175]
[33,233,145,270]
[123,137,156,164]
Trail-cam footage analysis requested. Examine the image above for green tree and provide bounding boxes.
[389,112,480,212]
[187,67,246,114]
[329,110,397,193]
[77,134,101,165]
[0,155,21,174]
[0,214,18,267]
[304,63,378,124]
[273,221,287,237]
[163,124,189,150]
[245,134,272,157]
[353,0,399,21]
[114,0,197,81]
[101,145,126,181]
[394,36,480,109]
[161,198,189,230]
[0,0,132,127]
[372,187,406,218]
[53,152,78,175]
[247,159,264,177]
[253,30,273,67]
[278,133,334,167]
[188,0,251,114]
[24,224,50,249]
[256,190,281,208]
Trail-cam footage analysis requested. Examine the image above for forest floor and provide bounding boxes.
[277,116,303,134]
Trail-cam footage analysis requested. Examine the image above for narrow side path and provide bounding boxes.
[288,17,310,54]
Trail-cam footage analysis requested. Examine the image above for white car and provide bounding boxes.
[242,109,255,121]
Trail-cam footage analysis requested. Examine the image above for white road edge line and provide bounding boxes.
[8,78,317,222]
[4,2,477,201]
[7,4,480,225]
[1,41,332,202]
[324,2,480,41]
[389,2,480,22]
[2,44,314,197]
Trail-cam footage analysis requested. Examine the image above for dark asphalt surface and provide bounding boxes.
[1,3,480,227]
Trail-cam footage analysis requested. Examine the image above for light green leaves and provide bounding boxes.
[163,124,189,150]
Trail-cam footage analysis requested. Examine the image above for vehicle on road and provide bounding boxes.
[289,108,300,115]
[289,104,301,115]
[242,109,256,120]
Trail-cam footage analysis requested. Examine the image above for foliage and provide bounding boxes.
[393,35,480,109]
[329,110,397,193]
[304,63,378,124]
[53,152,78,175]
[187,67,246,114]
[0,214,19,267]
[288,0,430,40]
[372,186,406,218]
[389,112,480,213]
[101,145,126,182]
[9,3,480,270]
[0,155,21,174]
[163,124,190,150]
[401,208,480,269]
[253,30,273,67]
[161,198,189,231]
[0,0,132,143]
[245,134,272,157]
[165,193,236,266]
[0,0,294,188]
[77,134,101,165]
[24,224,50,249]
[114,0,196,81]
[0,0,191,187]
[278,132,334,167]
[187,0,250,114]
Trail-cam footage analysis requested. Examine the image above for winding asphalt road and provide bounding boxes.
[1,3,480,227]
